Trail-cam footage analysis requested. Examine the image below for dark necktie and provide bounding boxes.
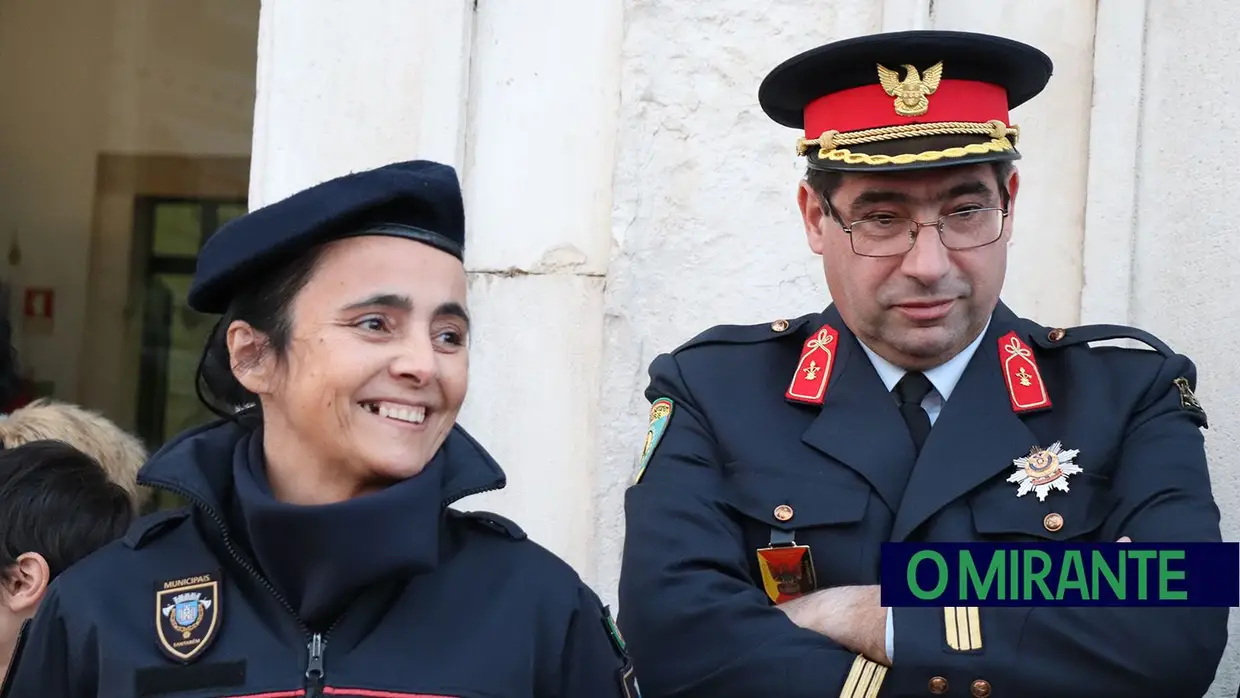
[895,371,934,454]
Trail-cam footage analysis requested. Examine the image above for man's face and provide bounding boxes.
[797,163,1019,370]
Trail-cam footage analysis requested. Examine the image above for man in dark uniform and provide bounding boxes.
[618,30,1228,698]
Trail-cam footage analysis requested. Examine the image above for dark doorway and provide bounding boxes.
[133,197,246,451]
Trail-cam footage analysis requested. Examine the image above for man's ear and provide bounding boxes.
[1002,167,1021,244]
[798,180,830,255]
[1,553,50,616]
[1005,167,1020,209]
[226,320,275,395]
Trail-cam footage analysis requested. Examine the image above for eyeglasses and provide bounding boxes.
[827,205,1009,258]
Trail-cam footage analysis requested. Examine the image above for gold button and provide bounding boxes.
[971,679,991,697]
[773,504,794,522]
[928,676,948,694]
[1048,327,1066,342]
[1043,512,1064,532]
[771,319,789,332]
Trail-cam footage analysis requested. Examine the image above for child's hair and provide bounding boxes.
[0,399,149,510]
[0,440,134,582]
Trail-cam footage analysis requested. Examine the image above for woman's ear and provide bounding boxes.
[226,321,275,396]
[1,553,51,617]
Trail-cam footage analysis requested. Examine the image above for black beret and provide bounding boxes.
[188,159,465,314]
[758,30,1053,173]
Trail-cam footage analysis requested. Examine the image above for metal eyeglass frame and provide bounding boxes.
[823,186,1012,258]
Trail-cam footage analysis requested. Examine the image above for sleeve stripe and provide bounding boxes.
[839,654,888,698]
[944,606,983,651]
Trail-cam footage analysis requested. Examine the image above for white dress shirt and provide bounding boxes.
[854,320,991,663]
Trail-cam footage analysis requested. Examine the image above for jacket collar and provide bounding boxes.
[137,419,507,518]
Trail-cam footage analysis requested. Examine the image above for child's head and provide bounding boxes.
[0,440,134,676]
[0,399,149,509]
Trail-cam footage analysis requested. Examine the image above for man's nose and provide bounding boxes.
[899,222,952,285]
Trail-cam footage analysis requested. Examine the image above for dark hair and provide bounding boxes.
[805,160,1016,207]
[0,440,134,582]
[195,245,328,421]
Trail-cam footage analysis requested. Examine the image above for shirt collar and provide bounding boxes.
[856,317,991,401]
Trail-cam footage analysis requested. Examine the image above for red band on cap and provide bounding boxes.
[804,79,1010,137]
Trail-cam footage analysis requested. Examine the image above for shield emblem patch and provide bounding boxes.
[155,573,221,663]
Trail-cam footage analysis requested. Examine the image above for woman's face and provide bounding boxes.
[231,235,470,501]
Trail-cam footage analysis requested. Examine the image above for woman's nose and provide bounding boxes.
[391,335,439,384]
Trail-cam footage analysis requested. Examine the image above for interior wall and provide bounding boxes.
[80,154,250,429]
[0,0,257,423]
[0,0,112,403]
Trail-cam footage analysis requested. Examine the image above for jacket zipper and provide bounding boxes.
[148,482,348,696]
[145,476,502,696]
[305,632,326,697]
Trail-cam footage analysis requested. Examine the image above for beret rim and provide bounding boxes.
[186,227,466,315]
[186,159,466,315]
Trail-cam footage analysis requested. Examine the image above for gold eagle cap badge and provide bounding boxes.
[877,61,944,117]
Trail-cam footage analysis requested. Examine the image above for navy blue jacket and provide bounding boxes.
[618,302,1226,698]
[2,420,639,698]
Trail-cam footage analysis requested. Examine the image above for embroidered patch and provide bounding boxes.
[1173,377,1208,428]
[1007,442,1081,502]
[603,606,627,655]
[998,331,1052,413]
[601,606,642,697]
[632,398,673,485]
[785,325,839,405]
[155,572,221,663]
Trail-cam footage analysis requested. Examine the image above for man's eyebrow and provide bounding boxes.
[940,180,996,201]
[849,189,911,208]
[847,179,997,210]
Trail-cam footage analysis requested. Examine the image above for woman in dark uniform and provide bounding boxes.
[1,160,639,698]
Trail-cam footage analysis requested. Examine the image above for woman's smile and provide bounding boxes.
[359,400,429,428]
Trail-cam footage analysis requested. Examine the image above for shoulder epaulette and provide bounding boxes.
[672,314,816,355]
[451,509,527,541]
[1029,323,1174,357]
[123,507,192,550]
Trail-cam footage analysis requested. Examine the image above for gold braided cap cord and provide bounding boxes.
[795,119,1021,167]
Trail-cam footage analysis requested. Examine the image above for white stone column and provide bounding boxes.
[1125,7,1240,693]
[248,0,626,583]
[248,0,474,207]
[1079,0,1146,326]
[931,0,1097,326]
[881,0,932,30]
[453,0,625,584]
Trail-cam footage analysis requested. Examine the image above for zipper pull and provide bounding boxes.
[305,632,325,696]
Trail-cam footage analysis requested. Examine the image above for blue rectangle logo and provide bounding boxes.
[879,542,1240,607]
